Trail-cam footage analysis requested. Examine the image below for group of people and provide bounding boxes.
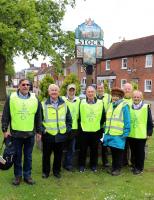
[1,78,153,186]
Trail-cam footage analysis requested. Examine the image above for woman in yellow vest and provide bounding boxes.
[103,87,131,176]
[79,86,106,172]
[128,90,153,175]
[41,84,72,179]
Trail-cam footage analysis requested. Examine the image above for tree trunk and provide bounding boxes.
[86,65,93,87]
[0,54,6,101]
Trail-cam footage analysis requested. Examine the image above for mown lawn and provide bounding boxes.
[0,129,154,200]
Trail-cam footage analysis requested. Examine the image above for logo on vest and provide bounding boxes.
[17,103,30,120]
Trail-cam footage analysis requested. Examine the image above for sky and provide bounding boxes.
[14,0,154,72]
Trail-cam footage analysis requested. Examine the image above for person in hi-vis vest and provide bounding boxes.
[1,79,42,186]
[62,84,80,171]
[78,86,106,172]
[128,90,153,175]
[96,83,111,168]
[41,84,72,179]
[103,87,130,176]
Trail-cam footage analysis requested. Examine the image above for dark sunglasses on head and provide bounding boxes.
[21,84,30,86]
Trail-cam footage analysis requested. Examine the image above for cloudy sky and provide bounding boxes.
[14,0,154,71]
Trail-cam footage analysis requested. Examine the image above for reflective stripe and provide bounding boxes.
[105,126,123,131]
[106,118,123,123]
[44,119,65,122]
[46,125,66,131]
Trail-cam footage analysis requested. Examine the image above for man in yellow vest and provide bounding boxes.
[96,83,111,168]
[42,84,72,179]
[1,79,42,185]
[78,86,106,172]
[103,87,130,176]
[123,83,133,166]
[128,90,153,175]
[62,84,80,171]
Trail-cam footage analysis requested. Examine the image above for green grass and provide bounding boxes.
[0,131,154,200]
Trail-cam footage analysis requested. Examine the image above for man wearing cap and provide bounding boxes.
[103,87,130,176]
[96,83,111,168]
[62,84,80,171]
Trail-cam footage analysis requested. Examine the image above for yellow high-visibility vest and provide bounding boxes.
[10,92,38,131]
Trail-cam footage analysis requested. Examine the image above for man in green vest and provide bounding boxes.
[96,83,111,168]
[42,84,72,179]
[128,90,153,175]
[123,83,133,166]
[1,79,42,186]
[78,86,106,172]
[62,84,80,171]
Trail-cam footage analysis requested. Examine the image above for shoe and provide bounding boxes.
[24,177,35,185]
[12,177,22,186]
[42,173,49,179]
[133,169,143,175]
[63,166,73,172]
[79,166,85,173]
[111,170,121,176]
[53,173,61,179]
[91,166,97,172]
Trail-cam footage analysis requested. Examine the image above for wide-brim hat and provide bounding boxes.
[67,84,76,90]
[111,87,125,98]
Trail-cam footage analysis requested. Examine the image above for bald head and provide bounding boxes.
[123,83,133,98]
[86,86,96,101]
[132,90,143,105]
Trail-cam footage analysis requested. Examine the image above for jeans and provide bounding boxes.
[13,136,35,179]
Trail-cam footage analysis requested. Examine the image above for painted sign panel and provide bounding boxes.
[83,46,96,65]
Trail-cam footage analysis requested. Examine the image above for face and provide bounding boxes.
[132,91,142,105]
[123,83,133,98]
[48,86,59,100]
[112,94,120,102]
[97,84,104,95]
[86,86,95,101]
[68,88,76,98]
[18,80,30,95]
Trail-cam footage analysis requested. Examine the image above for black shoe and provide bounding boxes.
[63,166,73,172]
[111,170,121,176]
[54,173,61,179]
[79,166,85,173]
[103,162,110,168]
[133,169,143,175]
[42,173,49,179]
[24,177,35,185]
[12,177,22,186]
[91,166,97,172]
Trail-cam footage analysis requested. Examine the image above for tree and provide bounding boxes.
[0,0,77,100]
[26,71,35,83]
[38,74,54,101]
[60,73,80,96]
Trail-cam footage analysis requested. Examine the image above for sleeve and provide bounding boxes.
[147,105,153,136]
[122,104,131,137]
[66,106,72,133]
[34,99,42,134]
[100,104,106,130]
[1,96,11,133]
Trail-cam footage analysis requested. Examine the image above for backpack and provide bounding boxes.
[0,137,16,170]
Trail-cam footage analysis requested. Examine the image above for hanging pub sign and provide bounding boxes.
[75,18,104,65]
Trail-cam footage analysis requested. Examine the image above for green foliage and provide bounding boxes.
[104,80,111,93]
[60,73,80,96]
[5,61,15,85]
[26,71,35,83]
[38,74,54,101]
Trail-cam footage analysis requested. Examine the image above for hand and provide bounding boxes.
[36,133,42,142]
[3,131,11,138]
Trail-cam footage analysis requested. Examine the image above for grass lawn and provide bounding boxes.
[0,129,154,200]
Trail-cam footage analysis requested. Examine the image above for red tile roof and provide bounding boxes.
[104,35,154,60]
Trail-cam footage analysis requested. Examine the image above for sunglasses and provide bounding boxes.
[21,84,30,86]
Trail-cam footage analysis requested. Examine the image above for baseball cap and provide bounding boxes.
[67,84,76,90]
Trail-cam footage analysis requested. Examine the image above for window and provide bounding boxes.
[105,60,110,70]
[144,80,152,92]
[145,54,153,68]
[121,79,127,89]
[121,58,128,69]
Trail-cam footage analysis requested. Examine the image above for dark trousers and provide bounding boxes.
[79,132,99,168]
[123,139,130,166]
[110,147,124,171]
[128,138,146,171]
[101,145,109,165]
[42,133,64,175]
[13,136,35,179]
